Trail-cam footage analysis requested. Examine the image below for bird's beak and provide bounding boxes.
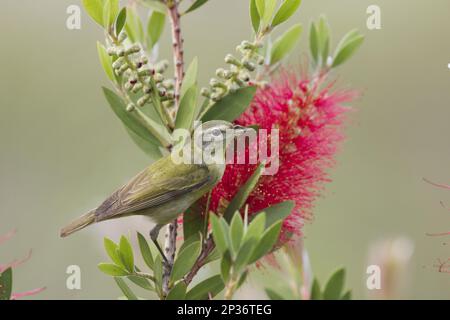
[233,125,254,136]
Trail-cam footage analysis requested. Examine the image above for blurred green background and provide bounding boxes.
[1,0,450,299]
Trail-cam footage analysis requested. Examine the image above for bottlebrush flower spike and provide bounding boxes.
[208,70,357,243]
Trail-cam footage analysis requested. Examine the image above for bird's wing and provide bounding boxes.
[95,158,211,220]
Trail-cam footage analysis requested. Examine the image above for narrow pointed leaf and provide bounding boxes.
[341,290,352,300]
[309,22,319,64]
[180,57,199,100]
[166,282,187,300]
[126,128,162,160]
[97,42,115,82]
[250,0,260,33]
[224,162,264,222]
[210,215,230,254]
[98,263,129,277]
[119,236,134,273]
[140,0,166,13]
[127,275,154,291]
[115,7,127,36]
[249,221,282,263]
[201,87,256,122]
[272,0,302,27]
[104,238,123,266]
[262,0,277,25]
[0,268,12,300]
[229,212,244,254]
[244,213,266,243]
[185,0,209,14]
[186,275,225,300]
[252,201,295,229]
[147,11,166,49]
[265,288,284,300]
[137,232,154,270]
[271,23,303,65]
[332,31,364,68]
[114,277,138,300]
[234,237,258,272]
[310,278,322,300]
[323,268,346,300]
[171,241,201,282]
[125,7,144,43]
[175,85,197,130]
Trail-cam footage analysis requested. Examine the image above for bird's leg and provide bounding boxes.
[150,224,169,264]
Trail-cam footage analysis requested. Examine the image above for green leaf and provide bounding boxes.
[115,7,127,36]
[220,251,233,282]
[201,87,256,122]
[104,237,123,267]
[332,30,364,68]
[310,278,322,300]
[309,22,319,64]
[262,0,277,26]
[102,0,119,28]
[175,85,197,130]
[114,277,138,300]
[82,0,110,27]
[171,241,201,282]
[0,268,12,300]
[271,23,303,65]
[318,16,330,64]
[166,282,187,300]
[186,275,225,300]
[147,11,166,49]
[252,201,295,229]
[224,162,264,222]
[272,0,302,27]
[183,202,204,240]
[229,212,244,254]
[265,288,284,300]
[185,0,209,14]
[250,0,260,34]
[244,212,266,242]
[126,128,162,160]
[98,263,129,277]
[102,87,162,147]
[97,42,115,82]
[137,232,154,270]
[341,290,352,300]
[125,7,144,43]
[119,236,134,273]
[181,57,199,101]
[323,268,346,300]
[210,215,230,254]
[127,275,154,291]
[140,0,166,13]
[249,221,282,263]
[234,237,258,272]
[153,255,163,297]
[255,0,266,18]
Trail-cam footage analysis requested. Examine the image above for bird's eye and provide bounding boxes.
[212,129,221,136]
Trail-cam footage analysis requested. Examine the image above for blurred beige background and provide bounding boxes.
[0,0,450,299]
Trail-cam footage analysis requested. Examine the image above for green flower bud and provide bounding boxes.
[126,103,135,112]
[242,60,256,72]
[238,72,251,83]
[132,83,143,93]
[154,73,164,83]
[143,86,152,94]
[156,60,169,73]
[241,40,254,50]
[117,47,126,57]
[107,47,117,56]
[225,54,241,66]
[257,56,265,65]
[126,44,141,55]
[162,79,175,89]
[112,57,125,70]
[138,69,152,77]
[201,88,211,98]
[137,95,151,107]
[124,82,133,91]
[211,93,223,102]
[216,68,226,79]
[158,88,167,97]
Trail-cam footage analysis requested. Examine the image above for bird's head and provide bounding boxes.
[199,120,254,149]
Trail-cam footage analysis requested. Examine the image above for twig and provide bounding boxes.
[167,0,185,108]
[161,0,185,298]
[184,236,215,286]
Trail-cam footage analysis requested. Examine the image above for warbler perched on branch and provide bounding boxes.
[60,121,252,256]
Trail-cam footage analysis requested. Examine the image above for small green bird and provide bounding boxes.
[60,121,250,255]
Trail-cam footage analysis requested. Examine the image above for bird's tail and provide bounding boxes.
[60,210,96,238]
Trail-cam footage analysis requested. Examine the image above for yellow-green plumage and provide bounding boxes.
[60,121,249,238]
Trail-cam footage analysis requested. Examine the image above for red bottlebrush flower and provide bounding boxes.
[208,70,356,243]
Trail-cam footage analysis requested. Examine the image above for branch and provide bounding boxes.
[184,236,215,286]
[167,0,185,108]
